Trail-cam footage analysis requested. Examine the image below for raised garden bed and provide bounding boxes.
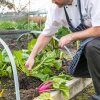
[34,78,92,100]
[0,30,93,100]
[0,75,92,100]
[0,30,35,50]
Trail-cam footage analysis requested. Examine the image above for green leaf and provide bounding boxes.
[56,26,70,38]
[27,39,37,51]
[0,51,2,61]
[41,67,53,75]
[2,49,10,62]
[52,77,66,89]
[59,84,69,98]
[0,70,8,77]
[13,50,25,72]
[53,60,62,70]
[22,53,29,60]
[3,56,10,63]
[32,71,50,81]
[6,66,13,78]
[52,77,70,98]
[0,21,16,29]
[39,92,53,100]
[58,73,73,80]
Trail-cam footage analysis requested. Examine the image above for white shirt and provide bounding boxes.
[41,0,100,36]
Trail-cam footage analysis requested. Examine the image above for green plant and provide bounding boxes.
[39,92,53,100]
[0,21,16,29]
[0,49,12,78]
[56,26,70,38]
[13,50,30,76]
[31,50,62,81]
[52,77,69,98]
[16,19,44,30]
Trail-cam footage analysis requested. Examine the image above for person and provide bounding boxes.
[25,0,100,99]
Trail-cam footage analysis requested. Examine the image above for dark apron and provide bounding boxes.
[64,0,94,77]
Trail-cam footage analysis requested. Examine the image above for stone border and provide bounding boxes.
[34,78,92,100]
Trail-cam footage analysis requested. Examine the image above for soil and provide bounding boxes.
[0,73,42,100]
[0,60,69,100]
[0,34,72,100]
[0,60,68,100]
[0,76,95,100]
[0,32,34,50]
[0,35,94,100]
[19,73,42,100]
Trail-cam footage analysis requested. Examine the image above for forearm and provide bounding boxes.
[29,34,52,59]
[72,26,100,41]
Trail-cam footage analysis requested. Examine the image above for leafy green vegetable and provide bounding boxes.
[39,92,53,100]
[6,66,12,78]
[52,77,69,98]
[32,51,61,71]
[0,49,13,78]
[27,39,37,51]
[0,21,16,29]
[13,50,30,76]
[56,26,70,38]
[2,49,10,63]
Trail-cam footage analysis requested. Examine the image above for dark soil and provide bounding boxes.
[0,60,95,100]
[18,61,69,100]
[0,73,42,100]
[0,77,15,100]
[0,32,34,50]
[0,60,69,100]
[19,72,42,100]
[0,36,94,100]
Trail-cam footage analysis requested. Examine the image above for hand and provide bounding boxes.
[59,34,73,48]
[25,58,34,71]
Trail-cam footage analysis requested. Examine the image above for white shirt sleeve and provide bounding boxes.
[89,0,100,27]
[41,4,68,36]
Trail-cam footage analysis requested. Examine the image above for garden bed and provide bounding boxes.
[0,29,93,100]
[0,30,33,50]
[0,75,92,100]
[34,78,92,100]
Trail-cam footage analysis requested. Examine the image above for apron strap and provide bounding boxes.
[64,0,84,30]
[77,0,84,24]
[64,7,74,28]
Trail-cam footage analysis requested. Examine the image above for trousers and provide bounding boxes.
[68,37,100,100]
[85,38,100,96]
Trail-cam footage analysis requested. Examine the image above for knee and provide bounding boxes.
[85,42,96,56]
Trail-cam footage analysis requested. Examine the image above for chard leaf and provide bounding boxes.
[52,77,70,98]
[0,70,8,77]
[6,66,12,78]
[33,51,56,71]
[0,51,2,61]
[53,60,62,70]
[2,49,10,63]
[32,71,50,81]
[52,77,66,89]
[22,53,29,60]
[2,49,8,57]
[3,56,10,63]
[39,92,53,100]
[27,39,37,51]
[59,83,69,98]
[58,73,73,80]
[41,67,53,75]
